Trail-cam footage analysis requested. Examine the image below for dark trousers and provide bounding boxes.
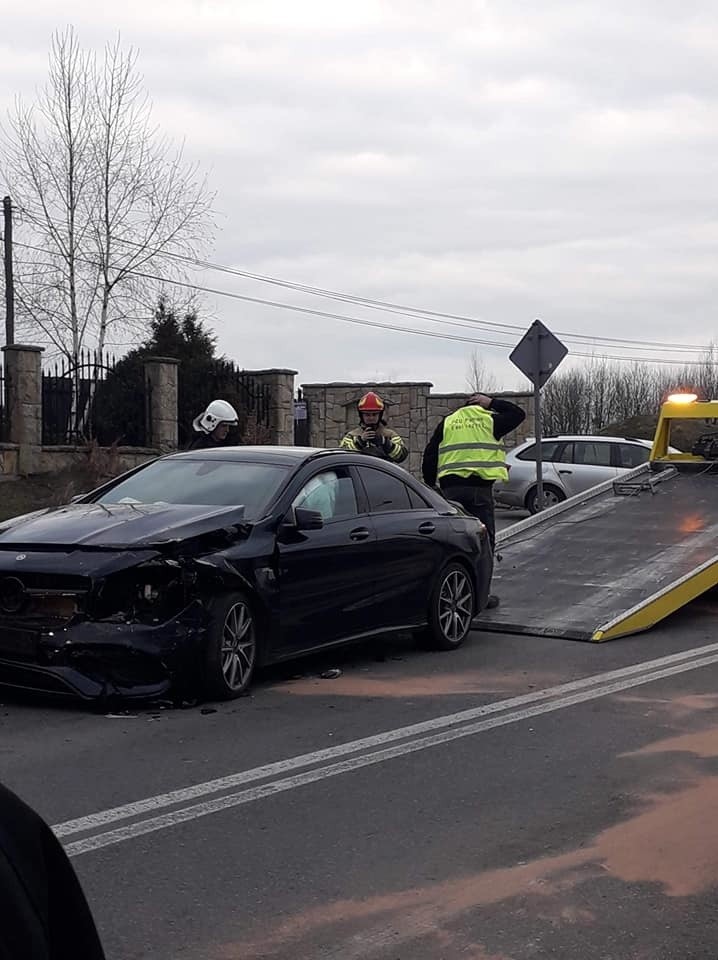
[441,482,496,555]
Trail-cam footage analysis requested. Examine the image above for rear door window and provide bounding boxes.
[407,486,431,509]
[358,467,412,513]
[516,441,561,462]
[572,441,612,467]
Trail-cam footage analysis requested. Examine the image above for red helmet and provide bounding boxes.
[357,391,385,413]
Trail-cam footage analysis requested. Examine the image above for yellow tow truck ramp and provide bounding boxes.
[477,395,718,642]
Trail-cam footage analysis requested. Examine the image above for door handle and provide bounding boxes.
[350,527,370,541]
[559,469,573,475]
[418,521,436,535]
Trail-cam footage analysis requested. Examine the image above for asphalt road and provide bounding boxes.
[3,507,718,959]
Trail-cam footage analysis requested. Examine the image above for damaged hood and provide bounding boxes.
[0,502,251,549]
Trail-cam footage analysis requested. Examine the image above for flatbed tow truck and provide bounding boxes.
[477,394,718,641]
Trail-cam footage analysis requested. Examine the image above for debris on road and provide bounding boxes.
[320,668,342,679]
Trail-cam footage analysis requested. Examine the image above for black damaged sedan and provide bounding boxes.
[0,447,492,702]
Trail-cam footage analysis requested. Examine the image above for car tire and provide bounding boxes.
[525,484,565,515]
[203,591,259,700]
[425,562,476,651]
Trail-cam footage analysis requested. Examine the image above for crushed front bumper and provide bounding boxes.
[0,605,206,700]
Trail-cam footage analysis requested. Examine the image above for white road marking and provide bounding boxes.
[62,646,718,858]
[53,640,718,839]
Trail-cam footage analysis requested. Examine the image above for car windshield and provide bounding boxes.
[95,458,291,518]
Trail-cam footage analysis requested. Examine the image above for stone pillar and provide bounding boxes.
[2,344,44,474]
[143,357,179,452]
[408,383,433,478]
[245,369,297,445]
[301,384,327,447]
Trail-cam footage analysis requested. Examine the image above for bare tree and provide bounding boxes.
[541,345,718,435]
[465,350,502,394]
[3,28,215,364]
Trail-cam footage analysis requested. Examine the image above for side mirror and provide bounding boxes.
[278,507,325,539]
[294,508,324,531]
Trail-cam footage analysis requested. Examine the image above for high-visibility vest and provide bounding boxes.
[437,406,508,482]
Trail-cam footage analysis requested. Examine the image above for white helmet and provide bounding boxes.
[192,399,239,434]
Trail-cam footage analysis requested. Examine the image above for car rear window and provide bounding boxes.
[615,442,650,468]
[96,459,291,518]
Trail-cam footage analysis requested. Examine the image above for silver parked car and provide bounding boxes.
[494,435,676,514]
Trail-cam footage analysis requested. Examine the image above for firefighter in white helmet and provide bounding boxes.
[186,399,239,450]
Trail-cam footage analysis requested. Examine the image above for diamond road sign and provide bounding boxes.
[509,319,568,388]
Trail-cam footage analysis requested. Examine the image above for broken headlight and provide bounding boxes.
[92,562,189,623]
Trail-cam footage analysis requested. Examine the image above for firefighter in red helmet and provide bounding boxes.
[340,391,408,463]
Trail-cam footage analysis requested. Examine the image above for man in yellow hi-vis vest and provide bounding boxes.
[422,393,525,608]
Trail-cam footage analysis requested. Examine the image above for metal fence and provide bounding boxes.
[42,351,151,447]
[177,359,271,448]
[0,364,9,443]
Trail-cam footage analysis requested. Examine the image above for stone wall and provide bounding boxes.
[0,444,20,477]
[34,446,157,477]
[301,381,433,476]
[0,344,535,487]
[0,345,297,479]
[301,381,533,476]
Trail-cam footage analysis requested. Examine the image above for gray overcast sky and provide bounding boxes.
[2,0,717,390]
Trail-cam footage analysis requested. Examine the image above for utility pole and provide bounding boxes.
[3,196,15,347]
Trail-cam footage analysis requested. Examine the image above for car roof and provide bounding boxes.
[515,435,652,446]
[163,444,446,500]
[167,446,344,467]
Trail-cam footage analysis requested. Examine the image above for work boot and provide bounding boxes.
[485,595,500,610]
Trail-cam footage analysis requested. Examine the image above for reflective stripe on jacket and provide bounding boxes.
[437,406,508,482]
[340,426,408,463]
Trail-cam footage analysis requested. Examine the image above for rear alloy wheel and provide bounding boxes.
[203,592,258,700]
[526,484,565,515]
[427,563,476,651]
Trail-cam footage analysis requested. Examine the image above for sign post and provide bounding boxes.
[509,319,568,512]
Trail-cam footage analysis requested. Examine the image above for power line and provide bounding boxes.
[7,237,718,367]
[10,208,713,355]
[106,234,715,356]
[8,238,515,349]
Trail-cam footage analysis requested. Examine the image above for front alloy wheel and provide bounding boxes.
[221,601,256,693]
[203,592,258,700]
[428,563,476,650]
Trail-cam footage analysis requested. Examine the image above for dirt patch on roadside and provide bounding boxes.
[270,669,564,699]
[625,723,718,759]
[224,724,718,958]
[614,692,718,721]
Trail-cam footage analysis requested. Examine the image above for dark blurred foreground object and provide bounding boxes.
[0,782,105,960]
